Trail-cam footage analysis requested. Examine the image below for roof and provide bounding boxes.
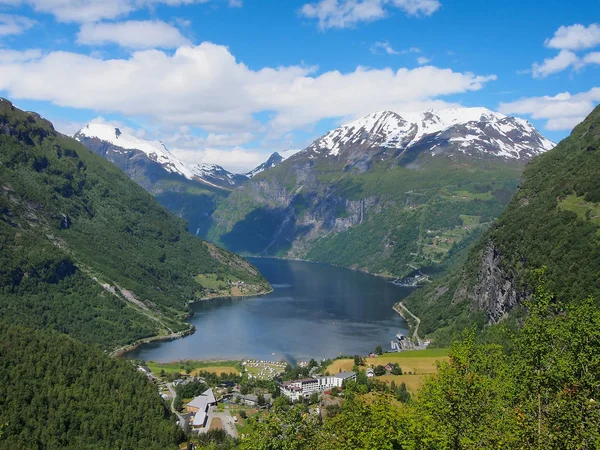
[334,371,356,380]
[193,410,207,426]
[202,388,216,404]
[298,378,318,384]
[187,395,208,411]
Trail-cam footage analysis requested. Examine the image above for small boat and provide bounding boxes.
[396,333,405,341]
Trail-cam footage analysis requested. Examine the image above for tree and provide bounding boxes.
[257,394,266,406]
[239,410,247,419]
[374,345,383,355]
[390,363,402,375]
[309,392,320,405]
[353,355,364,366]
[373,365,386,376]
[330,387,340,397]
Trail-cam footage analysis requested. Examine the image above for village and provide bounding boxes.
[132,347,448,445]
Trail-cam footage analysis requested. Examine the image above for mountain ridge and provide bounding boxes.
[0,98,270,350]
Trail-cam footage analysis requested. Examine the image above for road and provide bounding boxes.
[394,302,422,343]
[166,383,188,431]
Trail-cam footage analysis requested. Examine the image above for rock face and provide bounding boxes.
[459,241,525,323]
[245,152,285,178]
[208,107,555,276]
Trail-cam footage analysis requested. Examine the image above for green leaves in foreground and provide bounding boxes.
[239,277,600,450]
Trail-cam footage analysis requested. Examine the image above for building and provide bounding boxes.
[366,368,375,378]
[280,372,357,401]
[187,388,218,429]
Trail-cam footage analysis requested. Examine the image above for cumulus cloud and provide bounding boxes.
[545,23,600,51]
[499,87,600,131]
[300,0,441,30]
[531,50,579,78]
[0,0,219,23]
[0,42,496,134]
[77,20,190,49]
[583,52,600,65]
[417,56,430,65]
[0,13,36,36]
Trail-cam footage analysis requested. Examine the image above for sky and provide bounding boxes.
[0,0,598,173]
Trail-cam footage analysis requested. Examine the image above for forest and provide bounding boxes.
[0,324,183,450]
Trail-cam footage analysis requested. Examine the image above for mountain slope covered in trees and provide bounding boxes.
[207,108,553,278]
[0,324,182,450]
[403,105,600,343]
[0,98,269,350]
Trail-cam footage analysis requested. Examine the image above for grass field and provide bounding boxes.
[378,374,429,392]
[559,194,600,226]
[189,366,240,376]
[326,349,449,391]
[146,360,241,376]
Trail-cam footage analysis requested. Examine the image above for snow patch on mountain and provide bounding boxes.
[75,123,245,189]
[306,107,554,161]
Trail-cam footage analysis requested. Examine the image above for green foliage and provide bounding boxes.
[374,345,383,355]
[210,139,523,279]
[0,324,182,450]
[404,106,600,344]
[0,101,268,349]
[236,279,600,449]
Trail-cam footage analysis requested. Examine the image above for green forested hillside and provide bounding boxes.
[404,105,600,344]
[209,154,523,278]
[0,99,269,349]
[237,282,600,449]
[0,324,182,450]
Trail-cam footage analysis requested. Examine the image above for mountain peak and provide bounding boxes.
[306,106,554,162]
[75,124,248,190]
[245,151,286,178]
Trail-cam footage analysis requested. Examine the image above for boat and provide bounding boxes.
[396,333,405,341]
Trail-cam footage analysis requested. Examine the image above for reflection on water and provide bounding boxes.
[126,258,412,363]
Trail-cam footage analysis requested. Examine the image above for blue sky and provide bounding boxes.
[0,0,598,172]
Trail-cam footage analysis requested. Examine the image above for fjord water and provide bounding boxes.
[128,258,411,363]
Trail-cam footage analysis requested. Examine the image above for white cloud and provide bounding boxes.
[0,13,36,36]
[499,87,600,131]
[77,20,190,49]
[300,0,440,30]
[0,43,495,135]
[370,41,399,55]
[0,0,219,23]
[531,50,579,78]
[416,56,430,65]
[545,23,600,51]
[583,51,600,65]
[171,147,266,174]
[0,48,41,62]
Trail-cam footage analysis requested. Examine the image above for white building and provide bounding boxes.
[280,372,356,401]
[187,388,217,429]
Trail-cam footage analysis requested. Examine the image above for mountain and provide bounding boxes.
[402,105,600,344]
[74,123,249,237]
[75,123,248,189]
[207,107,554,277]
[0,98,270,350]
[245,152,285,178]
[303,108,553,167]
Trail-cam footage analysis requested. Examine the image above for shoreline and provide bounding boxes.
[114,257,418,361]
[393,302,422,342]
[114,286,273,359]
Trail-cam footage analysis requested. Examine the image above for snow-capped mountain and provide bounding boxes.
[301,108,554,164]
[74,123,247,190]
[245,152,285,178]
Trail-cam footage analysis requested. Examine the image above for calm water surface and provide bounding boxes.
[127,258,412,363]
